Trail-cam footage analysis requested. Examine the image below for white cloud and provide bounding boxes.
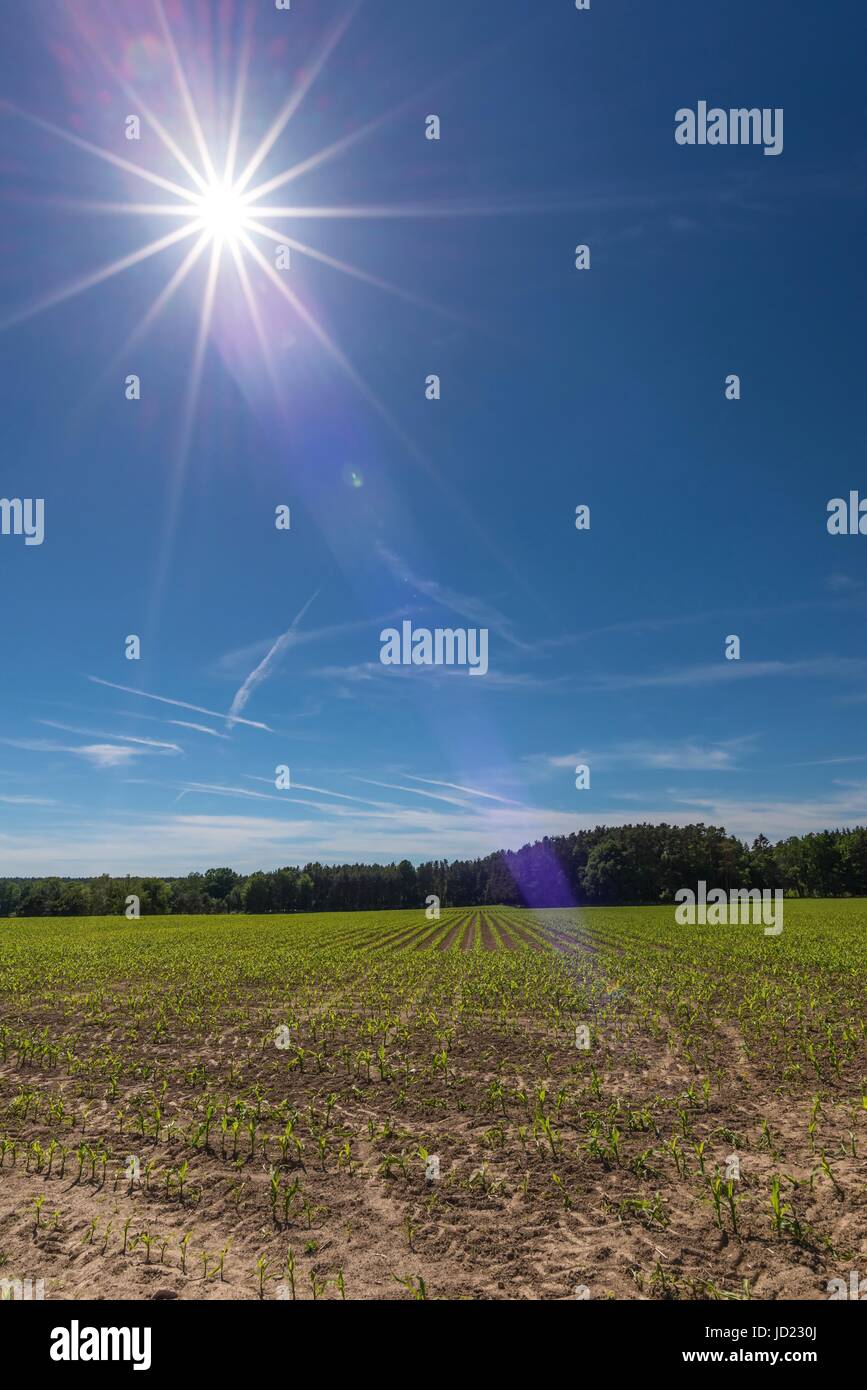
[539,737,755,774]
[671,788,867,840]
[78,744,143,768]
[4,782,867,875]
[0,736,157,768]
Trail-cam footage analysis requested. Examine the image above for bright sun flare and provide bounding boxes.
[194,180,248,245]
[0,0,463,494]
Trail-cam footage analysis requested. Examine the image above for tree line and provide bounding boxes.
[1,822,866,916]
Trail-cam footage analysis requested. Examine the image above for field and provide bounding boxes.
[0,902,865,1301]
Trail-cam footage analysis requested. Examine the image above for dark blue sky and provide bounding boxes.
[0,0,865,874]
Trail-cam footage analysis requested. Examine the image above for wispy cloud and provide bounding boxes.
[0,802,595,873]
[227,593,318,722]
[176,781,278,804]
[214,612,404,676]
[9,782,865,874]
[378,545,532,650]
[243,775,392,809]
[178,781,413,819]
[88,676,272,731]
[75,744,147,769]
[786,754,867,768]
[0,737,151,769]
[167,720,229,739]
[538,737,755,773]
[672,786,867,839]
[404,774,523,805]
[825,572,864,594]
[316,647,847,701]
[0,794,61,806]
[39,720,182,753]
[351,776,477,810]
[312,660,562,691]
[588,657,866,693]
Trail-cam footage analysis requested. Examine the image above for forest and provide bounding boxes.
[1,821,866,916]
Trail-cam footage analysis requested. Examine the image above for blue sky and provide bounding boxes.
[0,0,865,876]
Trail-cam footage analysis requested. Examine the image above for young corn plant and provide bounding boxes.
[769,1174,803,1240]
[392,1273,428,1300]
[707,1174,739,1236]
[282,1249,297,1301]
[551,1173,573,1210]
[818,1152,844,1197]
[32,1195,46,1232]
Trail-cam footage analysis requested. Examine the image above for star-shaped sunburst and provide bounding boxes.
[1,0,524,622]
[1,1,463,450]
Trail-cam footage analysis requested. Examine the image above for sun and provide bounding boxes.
[0,0,466,488]
[194,179,248,247]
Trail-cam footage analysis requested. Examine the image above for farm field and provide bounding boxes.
[0,903,865,1301]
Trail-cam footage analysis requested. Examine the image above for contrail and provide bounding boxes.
[228,592,319,722]
[88,676,271,731]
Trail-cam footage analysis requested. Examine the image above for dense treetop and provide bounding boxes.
[1,822,866,916]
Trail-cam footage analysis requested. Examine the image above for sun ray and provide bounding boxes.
[222,27,251,186]
[120,99,209,196]
[107,230,212,374]
[243,216,471,326]
[240,230,376,391]
[2,101,201,204]
[248,200,550,220]
[238,231,518,577]
[66,230,213,440]
[0,220,204,333]
[239,230,444,482]
[240,58,458,208]
[14,197,204,218]
[68,7,210,196]
[243,204,437,221]
[226,237,283,404]
[241,112,395,206]
[179,239,222,464]
[148,239,222,634]
[233,3,360,196]
[154,0,218,186]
